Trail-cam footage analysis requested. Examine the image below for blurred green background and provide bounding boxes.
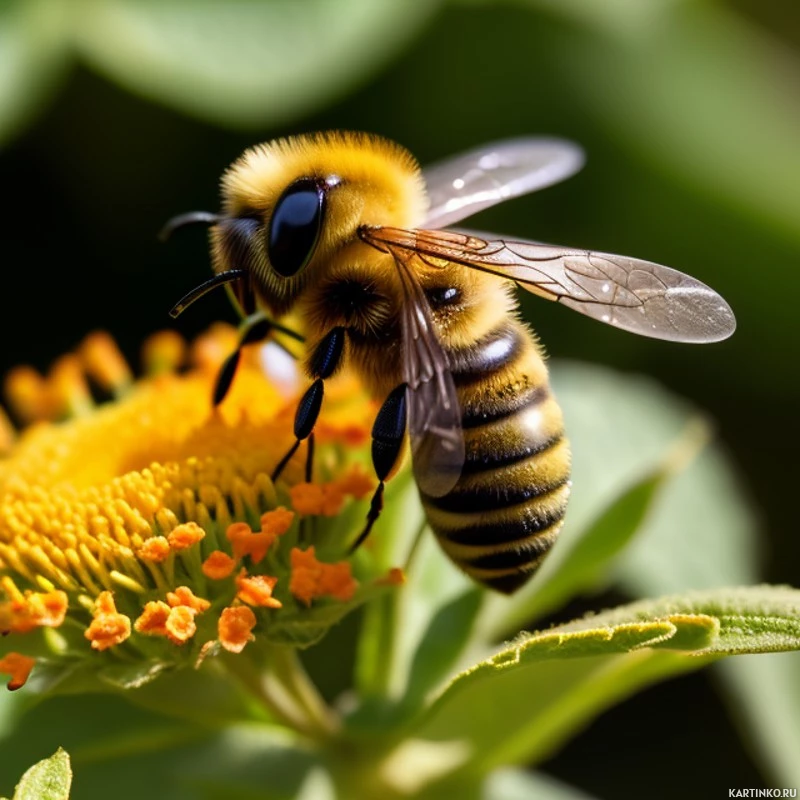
[0,0,798,797]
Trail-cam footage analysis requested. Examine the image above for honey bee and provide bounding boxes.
[165,132,735,594]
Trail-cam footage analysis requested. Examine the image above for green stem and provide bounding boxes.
[270,645,341,737]
[222,648,336,742]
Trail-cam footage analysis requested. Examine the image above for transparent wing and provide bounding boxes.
[422,138,585,229]
[363,228,736,344]
[391,246,464,497]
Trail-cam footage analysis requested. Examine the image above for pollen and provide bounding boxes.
[134,600,171,636]
[137,537,171,563]
[165,605,199,645]
[168,522,206,551]
[85,591,131,651]
[289,547,358,605]
[218,606,257,653]
[289,482,345,517]
[236,569,282,608]
[166,586,211,613]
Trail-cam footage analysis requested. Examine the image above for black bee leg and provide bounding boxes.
[349,384,407,553]
[305,432,315,483]
[214,312,305,406]
[271,327,346,484]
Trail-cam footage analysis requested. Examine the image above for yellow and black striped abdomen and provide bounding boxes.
[420,319,570,594]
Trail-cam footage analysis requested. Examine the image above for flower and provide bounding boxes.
[0,327,395,691]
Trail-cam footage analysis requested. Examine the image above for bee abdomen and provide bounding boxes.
[421,319,570,594]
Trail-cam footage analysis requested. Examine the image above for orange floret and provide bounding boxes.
[225,521,252,555]
[333,465,375,500]
[289,546,324,605]
[289,547,358,605]
[218,606,256,653]
[168,521,206,551]
[164,606,197,645]
[318,561,357,602]
[379,567,406,587]
[202,550,236,580]
[137,536,171,563]
[226,522,276,565]
[0,652,36,691]
[259,507,294,536]
[289,482,345,516]
[289,483,326,516]
[134,601,171,636]
[85,591,131,651]
[0,582,68,634]
[166,586,211,613]
[25,590,68,628]
[235,569,282,608]
[136,599,201,646]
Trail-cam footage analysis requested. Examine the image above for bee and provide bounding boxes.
[165,132,735,594]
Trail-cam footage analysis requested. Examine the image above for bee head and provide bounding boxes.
[211,132,427,315]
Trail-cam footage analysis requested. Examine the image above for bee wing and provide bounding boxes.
[421,138,585,229]
[391,246,464,497]
[362,228,736,343]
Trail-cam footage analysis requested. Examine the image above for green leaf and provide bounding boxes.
[0,0,71,146]
[11,749,71,800]
[554,586,800,656]
[409,585,800,778]
[402,587,483,711]
[175,726,325,800]
[0,693,220,800]
[73,0,441,128]
[414,647,702,779]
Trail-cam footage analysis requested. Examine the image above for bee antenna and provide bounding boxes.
[169,269,247,319]
[159,211,221,243]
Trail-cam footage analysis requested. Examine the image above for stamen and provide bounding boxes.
[79,332,132,394]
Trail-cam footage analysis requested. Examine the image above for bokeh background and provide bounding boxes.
[1,0,798,797]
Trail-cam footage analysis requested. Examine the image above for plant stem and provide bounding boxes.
[270,645,341,737]
[222,647,338,742]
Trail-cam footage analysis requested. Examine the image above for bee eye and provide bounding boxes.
[268,178,326,277]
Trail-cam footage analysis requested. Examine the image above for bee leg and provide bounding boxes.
[349,384,407,553]
[213,312,304,406]
[271,327,346,483]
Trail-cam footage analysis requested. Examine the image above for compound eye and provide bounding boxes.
[268,178,325,277]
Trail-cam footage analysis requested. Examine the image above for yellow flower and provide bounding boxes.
[0,327,395,692]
